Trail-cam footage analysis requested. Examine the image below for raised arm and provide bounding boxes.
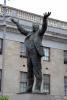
[11,18,29,36]
[39,12,51,36]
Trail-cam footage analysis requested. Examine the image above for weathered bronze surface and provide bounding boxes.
[11,12,51,93]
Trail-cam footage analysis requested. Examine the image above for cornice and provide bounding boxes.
[0,4,67,44]
[0,4,67,31]
[44,34,67,44]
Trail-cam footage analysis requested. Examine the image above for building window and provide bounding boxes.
[0,70,2,92]
[64,50,67,64]
[42,74,50,94]
[20,42,26,57]
[0,39,3,54]
[20,72,28,92]
[64,76,67,96]
[42,47,50,61]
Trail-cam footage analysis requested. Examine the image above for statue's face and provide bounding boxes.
[32,24,39,32]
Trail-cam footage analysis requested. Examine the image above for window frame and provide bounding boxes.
[42,74,50,94]
[64,76,67,96]
[20,42,27,58]
[20,71,28,92]
[0,69,2,92]
[42,46,50,62]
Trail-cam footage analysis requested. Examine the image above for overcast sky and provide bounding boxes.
[0,0,67,22]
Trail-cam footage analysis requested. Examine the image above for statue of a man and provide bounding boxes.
[11,12,51,93]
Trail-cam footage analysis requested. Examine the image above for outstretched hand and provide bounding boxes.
[43,12,51,19]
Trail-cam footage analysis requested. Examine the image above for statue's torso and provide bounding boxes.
[25,32,35,50]
[25,31,44,57]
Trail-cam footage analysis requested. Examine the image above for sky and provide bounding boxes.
[0,0,67,22]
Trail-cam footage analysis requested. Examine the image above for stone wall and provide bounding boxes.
[0,39,66,100]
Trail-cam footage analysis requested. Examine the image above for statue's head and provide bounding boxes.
[32,23,39,32]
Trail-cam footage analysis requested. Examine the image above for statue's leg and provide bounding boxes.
[31,55,42,92]
[27,57,34,92]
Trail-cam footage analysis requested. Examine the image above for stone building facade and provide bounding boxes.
[0,4,67,100]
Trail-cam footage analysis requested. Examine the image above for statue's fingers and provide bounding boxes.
[49,12,51,15]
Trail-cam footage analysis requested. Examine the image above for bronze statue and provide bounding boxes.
[11,12,51,93]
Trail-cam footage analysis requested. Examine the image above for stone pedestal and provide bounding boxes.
[9,93,56,100]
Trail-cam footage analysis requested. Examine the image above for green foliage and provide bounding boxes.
[0,96,8,100]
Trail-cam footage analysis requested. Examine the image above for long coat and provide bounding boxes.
[24,31,44,57]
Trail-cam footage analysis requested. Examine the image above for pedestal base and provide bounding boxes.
[9,93,56,100]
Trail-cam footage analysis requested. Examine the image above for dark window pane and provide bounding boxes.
[0,70,2,91]
[20,72,27,82]
[64,50,67,64]
[0,39,3,54]
[64,77,67,96]
[20,42,26,57]
[20,82,27,92]
[0,80,1,91]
